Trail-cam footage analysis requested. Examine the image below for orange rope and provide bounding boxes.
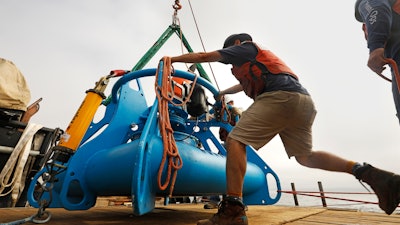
[378,58,400,93]
[294,192,377,205]
[278,190,379,205]
[155,57,184,197]
[278,190,373,195]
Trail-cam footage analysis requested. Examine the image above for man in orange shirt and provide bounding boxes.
[168,33,400,225]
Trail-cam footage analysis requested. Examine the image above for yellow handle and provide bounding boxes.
[58,91,103,151]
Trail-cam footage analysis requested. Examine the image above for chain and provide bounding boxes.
[33,146,72,222]
[172,0,182,25]
[24,143,71,224]
[0,143,72,225]
[30,168,57,223]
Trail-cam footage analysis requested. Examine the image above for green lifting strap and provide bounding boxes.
[103,24,211,106]
[131,24,210,82]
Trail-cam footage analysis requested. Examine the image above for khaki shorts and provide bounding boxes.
[229,91,317,157]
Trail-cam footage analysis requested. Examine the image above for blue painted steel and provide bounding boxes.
[27,67,281,216]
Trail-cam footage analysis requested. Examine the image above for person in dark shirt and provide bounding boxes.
[168,33,400,225]
[355,0,400,123]
[218,96,242,144]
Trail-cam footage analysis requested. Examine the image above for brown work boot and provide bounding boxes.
[197,197,248,225]
[354,163,400,215]
[204,201,219,209]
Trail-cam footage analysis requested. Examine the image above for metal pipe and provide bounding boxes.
[0,146,39,156]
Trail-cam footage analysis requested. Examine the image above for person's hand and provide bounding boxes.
[214,93,223,102]
[368,48,387,74]
[362,23,368,41]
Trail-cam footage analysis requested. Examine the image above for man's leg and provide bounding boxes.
[295,151,400,215]
[197,137,248,225]
[295,151,354,174]
[226,137,247,197]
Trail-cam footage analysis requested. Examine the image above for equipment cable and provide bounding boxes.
[187,0,220,91]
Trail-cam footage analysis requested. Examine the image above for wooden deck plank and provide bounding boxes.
[284,208,400,225]
[0,205,399,225]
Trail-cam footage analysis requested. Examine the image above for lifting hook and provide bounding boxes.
[172,0,182,11]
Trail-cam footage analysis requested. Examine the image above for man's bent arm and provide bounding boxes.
[171,51,223,63]
[215,84,243,101]
[220,84,243,95]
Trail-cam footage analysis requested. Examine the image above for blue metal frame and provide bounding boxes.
[27,68,281,216]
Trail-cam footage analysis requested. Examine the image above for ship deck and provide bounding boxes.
[1,204,399,225]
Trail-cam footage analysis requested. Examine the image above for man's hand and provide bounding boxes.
[368,48,387,74]
[362,24,368,41]
[214,94,223,102]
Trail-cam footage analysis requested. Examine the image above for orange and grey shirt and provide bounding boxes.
[218,42,309,99]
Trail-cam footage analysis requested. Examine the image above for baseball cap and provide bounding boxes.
[223,33,252,48]
[355,0,363,22]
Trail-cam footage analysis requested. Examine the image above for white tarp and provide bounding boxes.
[0,58,31,111]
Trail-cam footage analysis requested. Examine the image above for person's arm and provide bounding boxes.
[219,84,243,95]
[358,0,392,74]
[215,84,243,101]
[358,0,391,51]
[170,51,223,63]
[368,48,386,74]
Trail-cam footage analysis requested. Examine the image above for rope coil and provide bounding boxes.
[155,57,187,197]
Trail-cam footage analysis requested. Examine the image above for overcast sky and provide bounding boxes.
[2,0,400,195]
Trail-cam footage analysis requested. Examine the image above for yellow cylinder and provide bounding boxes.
[58,91,104,151]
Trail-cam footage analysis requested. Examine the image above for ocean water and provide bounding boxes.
[275,191,400,214]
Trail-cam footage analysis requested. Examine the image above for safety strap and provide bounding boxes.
[0,123,43,206]
[249,60,269,80]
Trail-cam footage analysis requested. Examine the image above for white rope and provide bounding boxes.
[0,123,43,206]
